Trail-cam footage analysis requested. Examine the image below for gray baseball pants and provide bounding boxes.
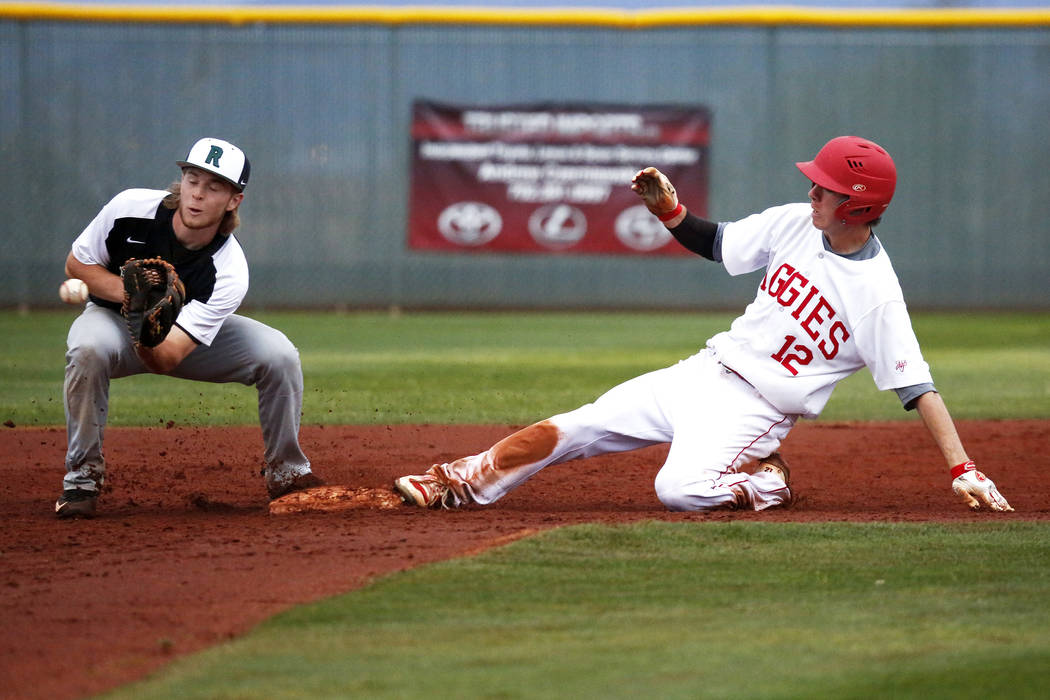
[62,303,311,495]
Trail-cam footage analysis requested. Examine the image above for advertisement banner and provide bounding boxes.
[407,101,710,256]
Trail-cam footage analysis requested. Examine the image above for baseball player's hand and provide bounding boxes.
[951,461,1013,512]
[631,167,680,218]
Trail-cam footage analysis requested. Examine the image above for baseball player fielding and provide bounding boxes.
[55,137,323,519]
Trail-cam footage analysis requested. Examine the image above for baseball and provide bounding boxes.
[59,278,89,305]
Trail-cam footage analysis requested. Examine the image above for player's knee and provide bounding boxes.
[655,487,722,512]
[255,332,302,376]
[65,338,114,375]
[654,471,725,512]
[655,487,727,513]
[654,471,695,511]
[655,487,690,511]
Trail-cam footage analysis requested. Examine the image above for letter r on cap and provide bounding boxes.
[205,146,223,167]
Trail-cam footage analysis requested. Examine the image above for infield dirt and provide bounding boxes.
[2,420,1047,699]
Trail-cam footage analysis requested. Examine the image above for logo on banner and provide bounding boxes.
[437,202,503,246]
[528,204,587,250]
[614,205,674,252]
[409,101,709,256]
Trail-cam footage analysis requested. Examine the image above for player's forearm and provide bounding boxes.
[136,326,198,374]
[914,391,969,466]
[668,212,720,261]
[135,343,185,374]
[65,253,124,303]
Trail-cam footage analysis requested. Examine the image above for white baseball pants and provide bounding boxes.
[431,348,796,512]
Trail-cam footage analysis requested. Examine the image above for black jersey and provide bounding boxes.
[71,189,249,346]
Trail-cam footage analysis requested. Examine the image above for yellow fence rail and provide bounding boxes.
[1,3,1049,28]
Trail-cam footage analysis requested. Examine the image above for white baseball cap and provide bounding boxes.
[177,137,251,190]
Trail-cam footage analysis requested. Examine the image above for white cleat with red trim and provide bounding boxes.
[394,474,451,508]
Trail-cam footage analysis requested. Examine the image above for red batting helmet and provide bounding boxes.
[795,136,896,224]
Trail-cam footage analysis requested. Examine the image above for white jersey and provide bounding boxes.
[708,203,932,418]
[71,188,249,346]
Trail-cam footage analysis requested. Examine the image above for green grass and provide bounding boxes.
[1,309,1048,426]
[104,521,1050,699]
[9,310,1046,698]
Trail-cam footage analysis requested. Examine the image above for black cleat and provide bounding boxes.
[55,489,98,518]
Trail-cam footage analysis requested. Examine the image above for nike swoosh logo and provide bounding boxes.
[126,236,146,244]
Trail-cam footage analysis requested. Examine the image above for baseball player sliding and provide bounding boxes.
[394,135,1012,514]
[55,138,322,518]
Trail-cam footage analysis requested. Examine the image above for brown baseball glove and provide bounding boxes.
[630,167,680,217]
[121,258,186,347]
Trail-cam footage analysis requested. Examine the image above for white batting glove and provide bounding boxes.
[630,167,681,220]
[951,461,1013,512]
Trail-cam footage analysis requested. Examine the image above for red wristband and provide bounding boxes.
[951,460,976,479]
[657,203,684,222]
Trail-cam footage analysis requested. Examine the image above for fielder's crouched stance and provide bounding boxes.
[56,138,322,518]
[395,136,1012,514]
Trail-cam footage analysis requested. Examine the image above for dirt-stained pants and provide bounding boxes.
[429,348,795,512]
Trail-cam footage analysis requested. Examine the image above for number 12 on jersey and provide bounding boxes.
[771,335,813,376]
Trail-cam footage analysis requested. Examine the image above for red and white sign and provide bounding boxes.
[407,101,711,256]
